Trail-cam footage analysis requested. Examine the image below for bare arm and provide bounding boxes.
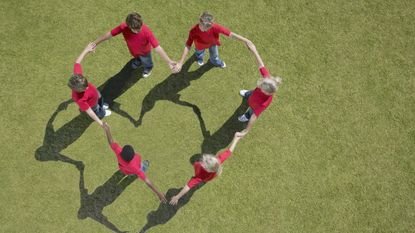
[172,46,191,73]
[144,178,167,203]
[228,133,243,152]
[229,32,250,43]
[154,46,176,69]
[102,122,113,145]
[246,42,265,68]
[75,43,95,64]
[93,31,112,47]
[169,185,191,205]
[236,114,257,137]
[85,108,104,127]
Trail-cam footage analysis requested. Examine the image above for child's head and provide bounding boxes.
[68,74,88,92]
[199,11,214,31]
[126,12,143,33]
[121,145,135,162]
[201,154,222,175]
[257,76,282,95]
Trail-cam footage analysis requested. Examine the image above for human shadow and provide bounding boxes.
[35,60,143,167]
[138,184,204,233]
[114,56,213,138]
[34,60,144,232]
[138,99,248,233]
[78,169,136,233]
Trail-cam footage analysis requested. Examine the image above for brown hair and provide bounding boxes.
[200,11,214,23]
[68,74,88,92]
[126,12,143,30]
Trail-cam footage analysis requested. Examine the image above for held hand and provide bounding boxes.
[245,40,256,52]
[85,42,96,53]
[169,195,180,205]
[168,61,177,72]
[90,42,97,52]
[101,121,109,130]
[158,193,167,203]
[234,132,244,140]
[235,131,247,138]
[172,63,183,73]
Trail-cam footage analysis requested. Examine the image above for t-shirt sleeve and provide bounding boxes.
[217,150,232,164]
[73,63,83,75]
[259,66,270,78]
[76,94,91,111]
[215,24,231,37]
[110,23,127,36]
[187,177,203,189]
[185,31,194,47]
[110,142,122,155]
[146,29,159,48]
[135,170,147,181]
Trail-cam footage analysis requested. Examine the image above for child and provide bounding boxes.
[236,42,282,137]
[92,12,176,78]
[102,123,167,203]
[169,133,242,205]
[68,43,111,127]
[173,11,251,72]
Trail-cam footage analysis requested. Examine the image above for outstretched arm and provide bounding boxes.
[102,122,113,145]
[85,108,104,127]
[75,43,95,64]
[169,185,191,205]
[230,32,251,43]
[92,31,112,49]
[246,42,265,68]
[228,133,243,152]
[154,46,176,71]
[236,114,257,137]
[144,178,167,203]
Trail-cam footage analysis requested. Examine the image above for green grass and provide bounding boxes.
[1,0,414,232]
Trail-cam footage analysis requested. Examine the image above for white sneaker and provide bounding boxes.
[103,103,109,110]
[142,70,152,78]
[239,90,249,97]
[238,114,249,122]
[220,62,226,68]
[197,60,204,66]
[104,110,112,117]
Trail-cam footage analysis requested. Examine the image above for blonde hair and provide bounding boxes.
[257,76,282,94]
[201,154,222,175]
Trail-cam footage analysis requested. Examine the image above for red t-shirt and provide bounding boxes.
[248,67,273,116]
[71,63,99,111]
[111,23,159,57]
[185,23,231,50]
[187,150,232,189]
[110,142,147,181]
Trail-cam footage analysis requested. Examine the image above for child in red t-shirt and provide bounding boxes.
[236,42,282,137]
[173,12,252,72]
[169,134,242,205]
[102,123,167,203]
[92,12,176,78]
[68,43,111,127]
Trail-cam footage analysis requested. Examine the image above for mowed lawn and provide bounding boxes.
[0,0,414,232]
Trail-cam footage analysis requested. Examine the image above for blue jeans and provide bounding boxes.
[133,52,153,72]
[92,96,105,119]
[195,45,224,67]
[242,90,254,120]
